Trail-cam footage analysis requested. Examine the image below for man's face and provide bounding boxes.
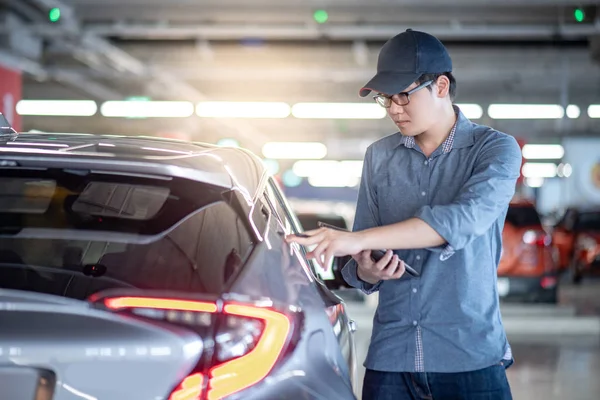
[386,78,444,137]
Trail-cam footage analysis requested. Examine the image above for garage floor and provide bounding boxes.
[346,280,600,400]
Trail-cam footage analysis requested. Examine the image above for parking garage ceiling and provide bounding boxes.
[1,0,599,155]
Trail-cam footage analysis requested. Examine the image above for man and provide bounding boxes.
[287,29,522,399]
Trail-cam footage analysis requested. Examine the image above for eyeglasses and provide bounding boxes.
[373,80,434,108]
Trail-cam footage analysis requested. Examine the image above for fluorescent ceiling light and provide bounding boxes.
[456,104,483,119]
[196,102,290,118]
[566,105,581,119]
[262,142,327,160]
[16,100,97,116]
[292,103,386,119]
[101,101,194,118]
[557,163,572,178]
[293,160,363,178]
[525,177,544,188]
[522,162,557,178]
[488,104,564,119]
[521,144,564,160]
[308,175,360,188]
[293,160,339,177]
[588,105,600,118]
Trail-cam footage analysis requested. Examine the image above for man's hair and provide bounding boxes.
[417,72,457,102]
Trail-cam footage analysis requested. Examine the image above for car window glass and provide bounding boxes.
[506,206,541,227]
[0,171,254,299]
[575,212,600,231]
[265,179,333,281]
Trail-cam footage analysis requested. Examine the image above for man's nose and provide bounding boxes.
[389,102,406,115]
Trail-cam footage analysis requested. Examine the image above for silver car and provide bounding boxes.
[0,120,357,400]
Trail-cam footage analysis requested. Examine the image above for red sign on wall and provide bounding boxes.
[0,65,22,132]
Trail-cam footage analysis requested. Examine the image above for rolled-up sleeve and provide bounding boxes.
[341,146,383,294]
[415,134,522,252]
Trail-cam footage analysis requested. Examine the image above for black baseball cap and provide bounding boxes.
[359,29,452,97]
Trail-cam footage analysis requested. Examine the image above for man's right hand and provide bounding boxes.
[352,250,405,285]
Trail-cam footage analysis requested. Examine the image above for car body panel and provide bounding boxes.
[0,289,203,400]
[497,202,558,303]
[0,133,357,400]
[552,207,600,282]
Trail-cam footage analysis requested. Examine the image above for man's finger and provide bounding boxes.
[391,260,406,280]
[382,255,400,278]
[324,248,335,271]
[374,250,394,271]
[307,240,328,268]
[286,231,325,246]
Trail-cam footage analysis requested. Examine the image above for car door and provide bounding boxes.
[264,178,357,390]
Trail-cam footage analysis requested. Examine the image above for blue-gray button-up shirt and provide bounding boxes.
[342,106,522,373]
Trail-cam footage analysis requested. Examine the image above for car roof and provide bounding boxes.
[0,133,268,199]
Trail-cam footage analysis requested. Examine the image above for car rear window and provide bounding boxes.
[505,205,542,227]
[0,169,255,299]
[576,212,600,231]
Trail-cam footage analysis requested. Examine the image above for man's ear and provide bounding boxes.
[435,75,451,98]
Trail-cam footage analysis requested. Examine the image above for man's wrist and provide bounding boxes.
[356,265,380,285]
[354,229,370,253]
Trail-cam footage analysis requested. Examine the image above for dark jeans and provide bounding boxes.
[362,363,513,400]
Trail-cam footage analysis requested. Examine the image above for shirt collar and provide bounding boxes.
[395,105,474,153]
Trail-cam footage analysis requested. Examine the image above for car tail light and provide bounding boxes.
[208,304,291,400]
[523,230,551,247]
[169,373,204,400]
[540,276,557,289]
[92,294,297,400]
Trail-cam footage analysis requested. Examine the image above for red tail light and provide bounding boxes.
[208,304,291,400]
[540,276,557,289]
[94,295,295,400]
[169,373,204,400]
[523,230,551,247]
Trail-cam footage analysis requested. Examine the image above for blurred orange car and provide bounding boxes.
[552,207,600,283]
[497,201,559,303]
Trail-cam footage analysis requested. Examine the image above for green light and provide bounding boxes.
[574,8,585,22]
[49,7,61,22]
[313,10,329,24]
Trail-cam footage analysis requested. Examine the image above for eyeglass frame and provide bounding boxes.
[373,80,434,108]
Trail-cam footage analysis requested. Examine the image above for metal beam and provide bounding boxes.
[22,0,269,143]
[79,23,600,41]
[43,62,599,86]
[0,49,47,80]
[0,49,123,99]
[48,0,600,7]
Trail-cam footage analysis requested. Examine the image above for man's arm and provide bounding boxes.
[341,146,383,293]
[357,134,522,251]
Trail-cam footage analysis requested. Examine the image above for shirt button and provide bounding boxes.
[413,320,418,326]
[421,191,426,196]
[412,288,418,293]
[424,160,428,165]
[416,255,421,260]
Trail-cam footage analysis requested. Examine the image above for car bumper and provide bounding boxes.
[497,275,558,303]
